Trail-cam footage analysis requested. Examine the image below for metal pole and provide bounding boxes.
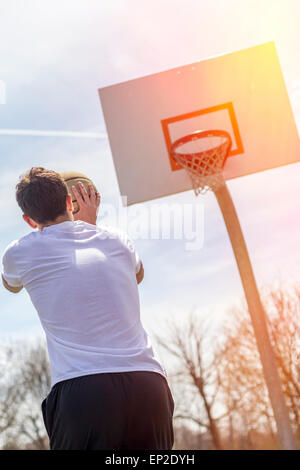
[214,182,296,450]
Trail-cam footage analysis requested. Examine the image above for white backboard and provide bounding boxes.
[99,42,300,205]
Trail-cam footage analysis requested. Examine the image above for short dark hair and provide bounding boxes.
[16,167,68,224]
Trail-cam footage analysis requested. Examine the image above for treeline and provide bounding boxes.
[0,339,50,449]
[0,286,300,449]
[157,285,300,450]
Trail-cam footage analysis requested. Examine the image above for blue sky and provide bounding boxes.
[0,0,300,351]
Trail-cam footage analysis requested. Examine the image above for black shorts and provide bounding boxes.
[41,371,174,450]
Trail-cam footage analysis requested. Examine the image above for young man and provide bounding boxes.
[1,167,174,450]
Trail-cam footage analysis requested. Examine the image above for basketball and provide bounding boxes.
[59,170,99,214]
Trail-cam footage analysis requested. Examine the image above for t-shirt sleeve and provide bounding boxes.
[105,226,142,274]
[2,242,23,289]
[125,235,142,274]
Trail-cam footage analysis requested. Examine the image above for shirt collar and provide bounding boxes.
[42,221,79,233]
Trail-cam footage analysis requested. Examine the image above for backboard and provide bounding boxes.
[98,42,300,205]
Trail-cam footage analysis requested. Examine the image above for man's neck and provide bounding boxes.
[40,214,74,231]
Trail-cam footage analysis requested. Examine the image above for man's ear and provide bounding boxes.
[23,214,38,229]
[66,194,74,213]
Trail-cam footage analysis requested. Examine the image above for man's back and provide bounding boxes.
[3,220,165,387]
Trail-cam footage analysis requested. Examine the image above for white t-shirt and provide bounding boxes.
[2,221,166,387]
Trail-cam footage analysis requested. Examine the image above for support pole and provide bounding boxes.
[214,182,296,450]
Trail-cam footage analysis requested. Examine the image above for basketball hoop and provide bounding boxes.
[171,130,232,195]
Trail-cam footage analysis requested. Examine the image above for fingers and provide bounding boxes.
[88,183,96,204]
[72,182,91,206]
[88,184,101,207]
[72,182,100,209]
[71,181,100,225]
[93,185,101,208]
[72,184,84,209]
[96,191,101,208]
[77,182,90,204]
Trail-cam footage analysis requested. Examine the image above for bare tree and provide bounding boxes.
[156,286,300,450]
[217,305,277,448]
[265,287,300,438]
[0,343,23,447]
[156,312,230,449]
[0,338,51,449]
[218,286,300,449]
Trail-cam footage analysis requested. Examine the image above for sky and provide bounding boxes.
[0,0,300,357]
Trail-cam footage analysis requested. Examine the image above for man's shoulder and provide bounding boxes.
[2,232,37,260]
[96,224,131,243]
[97,225,138,261]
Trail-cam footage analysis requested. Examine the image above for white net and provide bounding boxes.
[171,132,231,195]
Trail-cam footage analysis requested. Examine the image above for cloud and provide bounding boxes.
[0,129,107,139]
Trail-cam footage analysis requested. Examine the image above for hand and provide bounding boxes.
[72,182,101,225]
